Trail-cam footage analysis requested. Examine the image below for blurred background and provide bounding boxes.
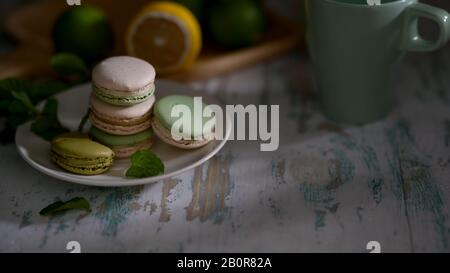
[0,0,307,142]
[0,0,306,82]
[1,0,449,77]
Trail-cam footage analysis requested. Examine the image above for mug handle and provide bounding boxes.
[400,3,450,52]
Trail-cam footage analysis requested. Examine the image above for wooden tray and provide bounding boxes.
[0,0,303,82]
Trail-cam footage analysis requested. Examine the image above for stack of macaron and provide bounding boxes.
[89,56,156,158]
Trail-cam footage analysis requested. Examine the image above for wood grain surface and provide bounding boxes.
[1,47,450,252]
[1,0,450,253]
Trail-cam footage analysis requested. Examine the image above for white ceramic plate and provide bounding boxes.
[15,80,231,187]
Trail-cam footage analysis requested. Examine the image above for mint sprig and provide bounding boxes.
[29,80,68,104]
[0,78,68,143]
[39,197,91,216]
[30,98,69,141]
[0,52,89,143]
[126,150,165,178]
[11,91,37,115]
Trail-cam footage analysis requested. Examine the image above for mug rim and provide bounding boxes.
[323,0,412,8]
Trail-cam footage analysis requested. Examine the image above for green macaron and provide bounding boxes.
[152,95,215,149]
[93,84,155,106]
[51,134,115,175]
[90,126,153,158]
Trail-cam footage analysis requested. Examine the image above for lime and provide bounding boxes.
[52,6,114,64]
[208,0,265,48]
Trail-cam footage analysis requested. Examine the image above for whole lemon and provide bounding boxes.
[208,0,265,48]
[52,6,114,64]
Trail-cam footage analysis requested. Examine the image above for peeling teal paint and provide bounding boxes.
[94,186,142,237]
[271,158,287,186]
[402,158,447,250]
[19,210,32,229]
[39,216,59,248]
[387,120,411,201]
[331,134,384,204]
[212,210,228,225]
[298,148,354,203]
[328,149,355,190]
[369,179,383,205]
[325,203,340,214]
[331,135,380,172]
[299,184,327,203]
[387,157,405,202]
[314,210,326,231]
[55,222,69,234]
[387,119,448,250]
[267,197,283,222]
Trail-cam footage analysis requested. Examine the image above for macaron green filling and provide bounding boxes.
[154,95,215,139]
[52,153,113,170]
[52,158,111,173]
[90,126,153,148]
[93,84,155,106]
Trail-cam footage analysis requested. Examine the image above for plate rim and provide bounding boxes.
[15,81,231,187]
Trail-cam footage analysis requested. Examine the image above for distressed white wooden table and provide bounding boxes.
[1,0,450,253]
[1,48,450,253]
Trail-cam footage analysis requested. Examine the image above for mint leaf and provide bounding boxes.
[0,78,70,143]
[31,98,69,141]
[11,91,37,115]
[0,78,67,117]
[42,97,58,119]
[8,114,35,128]
[29,80,67,104]
[126,150,165,178]
[0,78,31,100]
[8,100,32,114]
[50,53,88,77]
[39,197,91,216]
[5,91,38,129]
[31,117,69,141]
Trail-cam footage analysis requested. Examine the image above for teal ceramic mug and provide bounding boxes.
[305,0,450,124]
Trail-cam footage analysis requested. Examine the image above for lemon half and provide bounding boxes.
[126,2,202,75]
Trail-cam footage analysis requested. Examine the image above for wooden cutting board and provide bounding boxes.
[0,0,303,82]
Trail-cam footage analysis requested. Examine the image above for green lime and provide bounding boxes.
[208,0,265,48]
[174,0,205,22]
[52,6,114,64]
